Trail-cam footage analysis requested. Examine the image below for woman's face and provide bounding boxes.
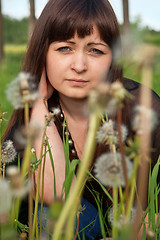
[46,26,112,99]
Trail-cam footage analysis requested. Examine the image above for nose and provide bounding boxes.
[71,52,87,73]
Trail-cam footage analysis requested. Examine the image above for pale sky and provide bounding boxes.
[1,0,160,31]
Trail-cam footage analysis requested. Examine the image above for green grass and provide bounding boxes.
[123,53,160,96]
[0,45,26,135]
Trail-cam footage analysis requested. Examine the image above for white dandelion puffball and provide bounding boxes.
[94,152,133,187]
[0,179,12,215]
[96,119,128,145]
[6,72,39,109]
[1,140,17,164]
[109,205,136,229]
[132,105,158,135]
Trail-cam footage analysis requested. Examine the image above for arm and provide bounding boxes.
[30,70,66,204]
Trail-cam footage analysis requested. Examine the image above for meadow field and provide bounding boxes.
[0,45,26,135]
[0,43,160,136]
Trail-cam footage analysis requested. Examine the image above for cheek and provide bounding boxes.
[99,57,112,81]
[92,62,111,82]
[46,56,59,84]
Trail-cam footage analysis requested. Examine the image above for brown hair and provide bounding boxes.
[4,0,122,139]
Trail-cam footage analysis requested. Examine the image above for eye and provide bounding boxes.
[90,48,104,55]
[57,46,71,52]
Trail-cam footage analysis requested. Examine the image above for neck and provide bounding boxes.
[59,93,88,122]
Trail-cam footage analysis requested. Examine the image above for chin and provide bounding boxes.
[66,89,90,99]
[68,93,89,100]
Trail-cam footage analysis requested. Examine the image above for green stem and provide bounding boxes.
[39,142,47,237]
[28,168,33,240]
[117,107,129,207]
[112,187,118,240]
[2,162,5,178]
[21,142,32,177]
[10,197,20,225]
[21,102,31,177]
[32,124,47,239]
[52,110,101,240]
[126,155,140,218]
[65,202,77,240]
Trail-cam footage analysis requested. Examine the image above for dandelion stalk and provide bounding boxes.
[24,101,29,128]
[118,186,125,214]
[21,101,32,239]
[65,201,77,240]
[28,168,33,240]
[126,154,140,218]
[21,102,31,176]
[112,186,118,240]
[132,49,153,240]
[74,212,80,240]
[39,140,47,238]
[110,143,125,213]
[32,123,47,239]
[52,107,102,240]
[2,162,5,178]
[117,106,129,207]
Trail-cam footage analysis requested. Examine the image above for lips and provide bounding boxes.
[66,78,89,86]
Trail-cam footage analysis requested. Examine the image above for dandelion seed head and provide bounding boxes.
[51,107,61,116]
[0,111,8,123]
[7,165,19,177]
[45,108,61,126]
[132,105,158,135]
[7,166,32,198]
[45,112,55,126]
[28,121,42,141]
[1,140,17,164]
[96,120,128,145]
[104,98,118,116]
[96,120,117,144]
[6,72,39,109]
[30,148,37,165]
[7,165,23,190]
[109,205,136,229]
[31,148,36,153]
[94,152,133,187]
[111,81,132,105]
[146,229,156,239]
[22,91,40,104]
[132,44,160,67]
[10,180,32,199]
[14,121,42,146]
[0,179,12,215]
[87,83,112,114]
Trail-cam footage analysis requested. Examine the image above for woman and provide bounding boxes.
[4,0,160,239]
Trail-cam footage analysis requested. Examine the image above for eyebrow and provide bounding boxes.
[88,42,108,47]
[60,40,108,48]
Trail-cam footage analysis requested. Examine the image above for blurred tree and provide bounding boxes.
[28,0,36,40]
[3,16,28,44]
[0,0,4,63]
[122,0,131,56]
